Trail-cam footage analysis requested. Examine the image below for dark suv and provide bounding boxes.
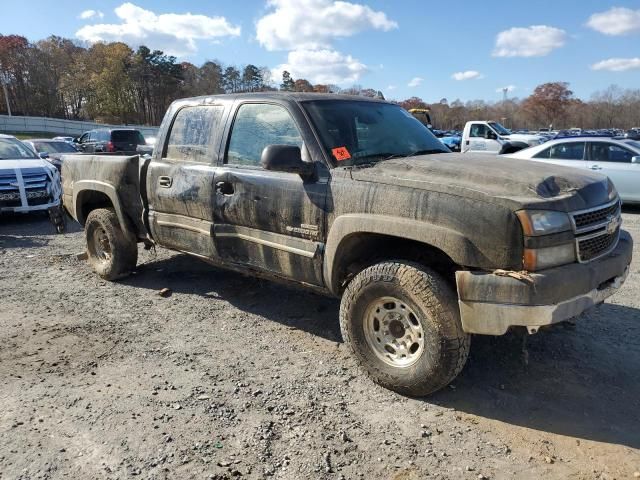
[76,129,146,154]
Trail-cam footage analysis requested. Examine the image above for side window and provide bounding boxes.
[165,105,224,163]
[533,147,551,159]
[79,133,89,143]
[469,124,489,138]
[226,103,302,167]
[88,131,96,142]
[591,142,634,163]
[548,142,585,160]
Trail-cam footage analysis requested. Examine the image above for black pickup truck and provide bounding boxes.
[61,93,632,396]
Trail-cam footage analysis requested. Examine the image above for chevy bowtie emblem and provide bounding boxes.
[606,215,620,235]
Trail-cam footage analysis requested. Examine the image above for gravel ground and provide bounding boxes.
[1,210,639,480]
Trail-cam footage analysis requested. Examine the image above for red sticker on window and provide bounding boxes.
[332,146,351,161]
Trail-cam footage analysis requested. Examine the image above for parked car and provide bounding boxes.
[76,128,146,154]
[461,121,546,154]
[503,137,640,204]
[61,93,631,396]
[0,134,64,229]
[22,138,78,171]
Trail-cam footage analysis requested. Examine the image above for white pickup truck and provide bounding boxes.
[461,121,546,154]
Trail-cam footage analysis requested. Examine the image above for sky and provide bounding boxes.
[1,0,639,103]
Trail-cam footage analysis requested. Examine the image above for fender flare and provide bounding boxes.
[72,180,127,228]
[323,214,485,294]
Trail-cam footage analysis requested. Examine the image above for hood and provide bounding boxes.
[349,153,616,211]
[0,158,57,172]
[502,133,544,144]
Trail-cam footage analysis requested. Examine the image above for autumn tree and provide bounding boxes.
[293,78,313,92]
[280,71,295,91]
[522,82,574,128]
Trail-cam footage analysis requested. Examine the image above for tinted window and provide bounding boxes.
[227,103,302,167]
[33,141,77,153]
[165,106,224,163]
[88,131,96,142]
[533,147,551,159]
[590,142,635,163]
[303,101,447,166]
[469,124,490,138]
[548,142,585,160]
[112,130,145,145]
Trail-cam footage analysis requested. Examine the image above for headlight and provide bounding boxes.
[523,243,576,271]
[516,210,572,236]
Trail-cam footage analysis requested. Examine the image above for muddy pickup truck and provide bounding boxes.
[61,93,632,396]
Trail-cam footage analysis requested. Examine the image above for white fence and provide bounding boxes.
[0,115,159,138]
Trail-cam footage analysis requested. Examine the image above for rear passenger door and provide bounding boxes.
[587,142,640,202]
[146,103,227,258]
[213,101,328,286]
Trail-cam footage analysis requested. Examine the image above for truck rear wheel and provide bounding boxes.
[339,261,470,396]
[85,208,138,281]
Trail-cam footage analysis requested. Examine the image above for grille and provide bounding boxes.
[0,169,51,207]
[572,201,620,230]
[577,230,619,262]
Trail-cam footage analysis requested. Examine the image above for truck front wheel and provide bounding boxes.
[85,208,138,281]
[339,261,470,396]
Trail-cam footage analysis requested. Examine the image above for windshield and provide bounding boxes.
[488,122,510,136]
[0,138,38,160]
[303,100,449,167]
[624,140,640,150]
[33,141,77,153]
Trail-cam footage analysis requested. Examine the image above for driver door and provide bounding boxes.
[466,123,501,153]
[213,101,328,286]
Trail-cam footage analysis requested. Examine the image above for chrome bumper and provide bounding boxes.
[456,230,633,335]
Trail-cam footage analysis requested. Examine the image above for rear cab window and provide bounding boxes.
[165,105,225,163]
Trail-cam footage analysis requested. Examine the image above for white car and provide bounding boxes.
[503,136,640,204]
[0,134,62,214]
[461,121,546,154]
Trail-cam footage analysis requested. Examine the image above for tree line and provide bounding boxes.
[1,34,639,130]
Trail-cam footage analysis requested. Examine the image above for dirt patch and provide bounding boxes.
[1,211,639,479]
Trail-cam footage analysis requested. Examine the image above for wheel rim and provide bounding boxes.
[91,226,111,262]
[363,296,425,368]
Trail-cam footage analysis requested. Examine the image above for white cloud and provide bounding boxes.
[587,7,640,35]
[591,57,640,72]
[386,85,396,90]
[273,49,367,84]
[79,10,104,20]
[496,85,516,93]
[452,70,483,81]
[256,0,397,51]
[493,25,567,57]
[76,2,241,57]
[408,77,423,87]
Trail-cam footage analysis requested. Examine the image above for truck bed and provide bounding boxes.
[61,154,149,239]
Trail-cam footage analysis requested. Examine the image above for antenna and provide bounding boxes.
[502,87,508,102]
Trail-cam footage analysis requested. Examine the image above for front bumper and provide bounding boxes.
[456,230,633,335]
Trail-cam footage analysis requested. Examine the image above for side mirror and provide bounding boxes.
[484,130,497,140]
[38,152,49,159]
[261,145,314,178]
[632,156,640,164]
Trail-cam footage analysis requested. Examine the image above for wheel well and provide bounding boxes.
[332,233,459,294]
[77,190,114,225]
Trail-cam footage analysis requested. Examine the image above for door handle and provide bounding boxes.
[590,165,602,170]
[215,181,234,195]
[159,176,172,187]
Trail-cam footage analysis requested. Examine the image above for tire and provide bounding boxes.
[85,208,138,281]
[339,261,470,396]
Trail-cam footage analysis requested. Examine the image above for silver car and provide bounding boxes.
[503,137,640,204]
